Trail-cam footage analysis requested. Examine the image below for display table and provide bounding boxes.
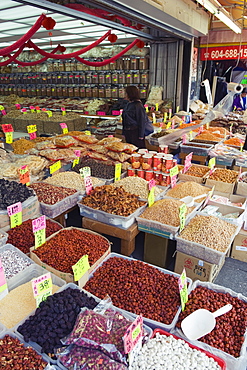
[53,205,78,227]
[82,217,140,256]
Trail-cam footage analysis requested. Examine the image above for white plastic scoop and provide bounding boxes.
[180,194,207,207]
[181,304,233,341]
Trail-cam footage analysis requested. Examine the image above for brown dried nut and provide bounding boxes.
[209,168,238,183]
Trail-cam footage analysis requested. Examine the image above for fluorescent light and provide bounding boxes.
[42,35,85,41]
[0,5,42,20]
[196,0,241,33]
[52,20,93,29]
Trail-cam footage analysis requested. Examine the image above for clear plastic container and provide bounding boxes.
[0,229,8,247]
[39,190,81,219]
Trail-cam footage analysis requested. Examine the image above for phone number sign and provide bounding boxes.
[200,45,247,61]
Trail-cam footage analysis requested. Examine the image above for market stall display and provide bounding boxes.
[112,176,164,200]
[166,181,209,200]
[0,244,33,280]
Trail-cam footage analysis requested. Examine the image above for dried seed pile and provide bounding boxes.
[209,168,238,183]
[180,215,237,252]
[44,171,103,192]
[166,181,208,200]
[112,176,163,199]
[1,249,32,279]
[140,199,193,227]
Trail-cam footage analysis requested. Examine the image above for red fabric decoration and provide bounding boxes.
[42,16,56,30]
[108,34,118,43]
[0,14,45,56]
[27,30,111,59]
[76,39,139,66]
[0,43,26,66]
[12,45,61,66]
[136,40,145,48]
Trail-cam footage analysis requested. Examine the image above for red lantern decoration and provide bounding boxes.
[58,45,66,53]
[108,34,118,43]
[136,40,145,48]
[42,16,56,30]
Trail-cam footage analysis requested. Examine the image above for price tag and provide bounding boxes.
[72,255,90,281]
[19,165,30,185]
[172,119,175,129]
[61,107,66,116]
[182,134,186,144]
[170,175,176,188]
[5,132,13,144]
[84,175,93,195]
[206,122,209,130]
[115,163,122,182]
[27,124,37,133]
[32,215,46,233]
[176,106,180,113]
[155,103,159,111]
[189,131,193,141]
[15,103,21,110]
[32,272,52,306]
[179,203,187,232]
[183,152,193,174]
[72,150,80,167]
[202,185,215,208]
[178,268,188,311]
[112,110,120,115]
[7,202,22,228]
[144,104,149,113]
[35,106,41,113]
[169,108,172,119]
[166,121,171,129]
[46,110,53,118]
[152,113,156,124]
[21,108,27,114]
[148,187,155,207]
[0,105,6,115]
[80,166,91,179]
[29,105,35,113]
[123,315,143,354]
[60,122,68,134]
[34,229,46,248]
[84,130,91,135]
[240,140,244,152]
[2,124,13,133]
[50,160,61,174]
[97,111,106,116]
[208,157,215,169]
[170,165,178,177]
[163,112,167,122]
[0,257,8,297]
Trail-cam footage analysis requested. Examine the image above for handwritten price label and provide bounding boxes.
[182,134,186,144]
[155,103,159,111]
[19,165,30,185]
[163,112,167,122]
[152,112,156,124]
[112,110,120,115]
[123,315,143,354]
[7,202,22,228]
[0,105,6,115]
[97,111,106,116]
[179,203,187,232]
[0,258,8,296]
[2,124,13,133]
[166,121,171,129]
[208,157,215,169]
[21,108,27,114]
[60,122,68,134]
[84,175,93,195]
[178,268,188,311]
[50,160,61,174]
[32,215,46,233]
[29,105,35,113]
[115,163,122,182]
[34,229,46,248]
[148,187,155,207]
[32,272,52,306]
[61,107,66,116]
[35,106,41,113]
[170,165,178,177]
[27,125,37,133]
[5,132,13,144]
[72,255,90,281]
[183,152,193,174]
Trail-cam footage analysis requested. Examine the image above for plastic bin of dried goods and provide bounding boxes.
[178,164,210,184]
[0,331,52,369]
[29,182,81,219]
[0,229,8,247]
[84,253,192,332]
[174,280,247,370]
[30,227,111,284]
[0,264,65,330]
[236,171,247,196]
[175,214,239,265]
[180,143,213,156]
[204,168,238,193]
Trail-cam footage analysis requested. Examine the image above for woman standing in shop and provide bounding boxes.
[232,87,247,111]
[122,85,153,148]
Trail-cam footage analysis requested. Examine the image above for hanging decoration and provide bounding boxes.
[42,16,56,30]
[108,34,118,43]
[136,40,145,48]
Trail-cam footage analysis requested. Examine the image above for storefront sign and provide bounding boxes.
[201,45,247,61]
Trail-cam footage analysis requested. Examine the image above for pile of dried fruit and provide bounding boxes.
[29,182,77,204]
[0,179,34,209]
[183,165,209,178]
[208,168,238,183]
[112,176,163,199]
[80,185,146,216]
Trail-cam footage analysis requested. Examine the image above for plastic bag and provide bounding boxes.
[54,136,78,148]
[107,151,131,163]
[76,135,99,144]
[97,137,121,146]
[88,152,109,161]
[106,142,137,153]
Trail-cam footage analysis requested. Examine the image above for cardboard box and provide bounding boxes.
[30,227,111,285]
[205,178,236,193]
[211,191,247,209]
[235,181,247,197]
[231,228,247,263]
[178,164,209,184]
[174,251,225,282]
[203,202,245,226]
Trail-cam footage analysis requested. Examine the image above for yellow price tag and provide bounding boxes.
[10,212,22,228]
[72,255,90,281]
[72,158,79,167]
[208,157,215,169]
[50,160,61,174]
[5,132,13,144]
[46,111,53,118]
[155,103,159,111]
[170,165,179,177]
[163,112,167,122]
[62,128,68,134]
[178,269,188,311]
[84,130,91,135]
[179,203,187,232]
[115,163,122,182]
[189,131,193,141]
[176,106,180,113]
[27,124,37,133]
[166,121,171,129]
[152,113,156,124]
[145,105,149,113]
[148,187,155,207]
[206,122,209,130]
[34,228,46,249]
[132,324,141,340]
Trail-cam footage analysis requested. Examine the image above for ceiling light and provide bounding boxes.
[42,35,85,41]
[196,0,241,33]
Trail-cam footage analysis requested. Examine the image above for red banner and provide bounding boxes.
[200,45,247,61]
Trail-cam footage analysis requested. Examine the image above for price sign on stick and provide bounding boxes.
[2,124,13,133]
[61,107,66,116]
[7,202,22,228]
[27,124,37,140]
[32,272,52,307]
[60,122,68,134]
[123,315,143,354]
[19,165,30,186]
[5,132,13,144]
[0,257,8,298]
[148,179,156,207]
[72,255,90,281]
[72,150,80,167]
[115,163,122,182]
[50,160,61,175]
[32,215,46,249]
[179,203,187,232]
[0,105,6,115]
[178,268,188,311]
[183,152,193,174]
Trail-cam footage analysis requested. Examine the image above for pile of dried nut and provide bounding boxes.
[208,168,238,183]
[80,185,146,216]
[112,176,163,199]
[179,214,237,252]
[183,165,209,177]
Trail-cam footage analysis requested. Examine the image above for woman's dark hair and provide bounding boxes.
[125,85,140,101]
[242,87,247,94]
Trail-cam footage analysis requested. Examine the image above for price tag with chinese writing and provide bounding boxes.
[84,130,91,136]
[27,124,37,133]
[115,163,122,182]
[19,165,30,186]
[163,112,167,122]
[166,121,171,129]
[148,179,156,207]
[50,160,61,174]
[21,108,27,114]
[183,152,193,174]
[5,132,13,144]
[179,203,187,232]
[182,134,186,144]
[0,257,8,298]
[2,124,13,133]
[178,268,188,311]
[97,111,106,116]
[7,202,22,228]
[84,175,93,195]
[112,110,120,115]
[72,150,80,167]
[152,113,156,124]
[32,215,46,233]
[155,103,159,111]
[80,167,91,179]
[29,106,35,113]
[123,315,143,354]
[46,110,53,118]
[32,272,52,307]
[189,131,193,141]
[60,122,68,134]
[0,105,6,115]
[169,108,172,119]
[72,255,90,281]
[208,157,215,170]
[35,106,41,113]
[170,175,177,188]
[34,229,46,248]
[170,165,178,178]
[61,107,66,116]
